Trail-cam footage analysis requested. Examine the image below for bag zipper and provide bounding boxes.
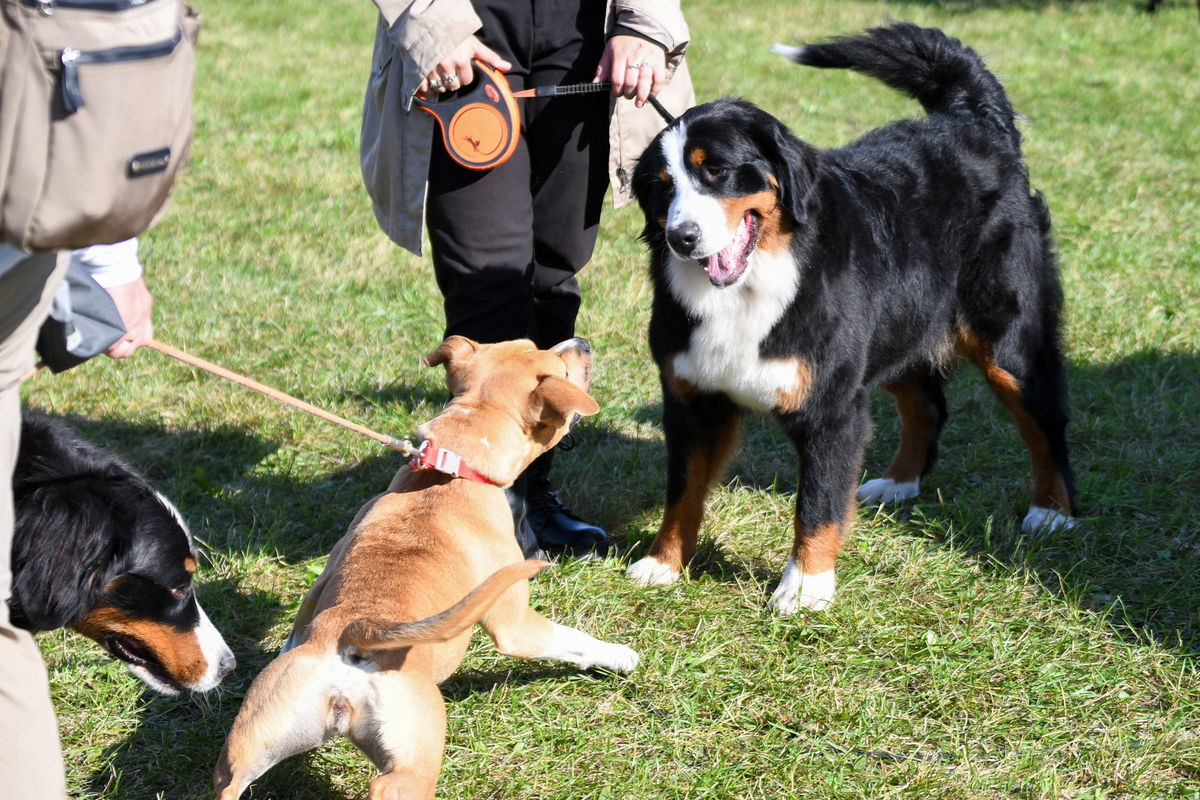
[59,27,183,114]
[24,0,159,15]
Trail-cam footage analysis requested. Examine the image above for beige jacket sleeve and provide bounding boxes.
[370,0,482,111]
[607,0,694,208]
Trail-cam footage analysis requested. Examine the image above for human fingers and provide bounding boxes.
[469,39,512,72]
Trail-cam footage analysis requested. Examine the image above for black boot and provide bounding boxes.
[506,471,548,561]
[524,450,609,559]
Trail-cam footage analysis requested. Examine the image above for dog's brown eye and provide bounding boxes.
[705,166,727,180]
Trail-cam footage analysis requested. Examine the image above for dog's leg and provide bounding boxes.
[858,368,947,505]
[480,581,639,673]
[958,328,1076,533]
[349,670,447,800]
[628,389,741,586]
[213,646,339,800]
[771,391,871,614]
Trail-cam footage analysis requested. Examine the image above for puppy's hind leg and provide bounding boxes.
[858,368,947,505]
[481,580,639,674]
[349,671,447,800]
[214,646,339,800]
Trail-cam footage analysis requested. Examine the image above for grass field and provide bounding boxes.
[19,0,1200,797]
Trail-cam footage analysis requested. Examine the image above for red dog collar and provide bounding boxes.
[411,440,497,486]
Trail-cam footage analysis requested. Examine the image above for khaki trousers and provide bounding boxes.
[0,245,71,800]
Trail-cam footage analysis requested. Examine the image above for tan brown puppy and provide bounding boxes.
[214,337,637,800]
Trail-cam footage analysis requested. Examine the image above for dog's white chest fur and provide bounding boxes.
[665,248,802,412]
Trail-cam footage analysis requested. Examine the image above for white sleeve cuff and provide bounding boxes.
[71,238,143,289]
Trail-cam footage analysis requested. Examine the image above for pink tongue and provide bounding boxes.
[703,214,752,283]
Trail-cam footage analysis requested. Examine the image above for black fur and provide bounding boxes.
[632,24,1076,590]
[11,412,200,638]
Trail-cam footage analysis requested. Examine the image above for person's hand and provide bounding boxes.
[419,36,512,98]
[595,35,667,108]
[104,276,153,358]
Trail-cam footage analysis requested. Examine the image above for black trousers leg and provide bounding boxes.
[425,0,609,350]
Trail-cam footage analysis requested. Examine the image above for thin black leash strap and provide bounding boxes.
[520,80,675,123]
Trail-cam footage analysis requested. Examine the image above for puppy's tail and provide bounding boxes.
[773,23,1019,146]
[339,560,549,652]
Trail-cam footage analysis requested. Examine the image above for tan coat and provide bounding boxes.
[360,0,694,255]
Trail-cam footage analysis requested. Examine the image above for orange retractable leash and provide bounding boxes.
[413,59,675,171]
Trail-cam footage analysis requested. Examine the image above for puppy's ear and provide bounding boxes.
[756,117,818,224]
[425,336,478,369]
[530,375,600,427]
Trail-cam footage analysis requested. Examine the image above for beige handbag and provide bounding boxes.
[0,0,200,251]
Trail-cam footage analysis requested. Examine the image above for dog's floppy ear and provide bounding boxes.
[530,375,600,427]
[9,476,122,631]
[755,116,819,224]
[425,336,478,370]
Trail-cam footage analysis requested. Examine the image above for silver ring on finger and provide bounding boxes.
[428,77,444,89]
[445,74,459,85]
[626,62,646,70]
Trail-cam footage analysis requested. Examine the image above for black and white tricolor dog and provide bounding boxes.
[627,24,1076,613]
[10,412,235,694]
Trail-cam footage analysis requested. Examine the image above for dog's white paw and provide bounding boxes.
[538,623,639,674]
[626,556,680,586]
[1021,506,1076,534]
[596,642,640,674]
[857,477,920,505]
[768,557,835,615]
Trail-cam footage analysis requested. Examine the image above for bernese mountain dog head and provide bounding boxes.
[632,98,819,288]
[11,413,235,695]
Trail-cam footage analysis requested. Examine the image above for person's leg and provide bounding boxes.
[518,0,612,555]
[0,247,71,800]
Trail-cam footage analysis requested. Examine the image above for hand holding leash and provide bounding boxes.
[597,34,667,109]
[419,35,511,98]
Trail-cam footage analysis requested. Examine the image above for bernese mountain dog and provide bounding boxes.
[627,24,1076,614]
[10,412,235,694]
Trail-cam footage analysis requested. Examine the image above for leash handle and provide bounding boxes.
[146,340,414,455]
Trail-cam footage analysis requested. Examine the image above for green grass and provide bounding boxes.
[20,0,1200,797]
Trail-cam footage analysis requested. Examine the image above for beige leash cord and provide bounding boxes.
[146,340,417,456]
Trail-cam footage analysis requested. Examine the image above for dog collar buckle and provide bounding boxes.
[412,440,494,485]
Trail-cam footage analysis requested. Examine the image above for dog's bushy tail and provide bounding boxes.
[339,560,549,651]
[773,23,1019,145]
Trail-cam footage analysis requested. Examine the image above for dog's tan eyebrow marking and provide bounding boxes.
[659,168,671,186]
[690,148,706,167]
[184,556,198,574]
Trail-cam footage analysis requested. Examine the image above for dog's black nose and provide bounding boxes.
[667,222,701,256]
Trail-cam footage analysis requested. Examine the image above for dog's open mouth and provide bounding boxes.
[108,634,183,693]
[702,211,759,287]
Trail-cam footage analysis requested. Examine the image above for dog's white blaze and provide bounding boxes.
[661,123,735,260]
[625,556,680,586]
[189,601,236,692]
[857,477,920,505]
[536,622,639,673]
[155,490,192,548]
[1022,506,1076,533]
[666,246,803,412]
[768,556,835,615]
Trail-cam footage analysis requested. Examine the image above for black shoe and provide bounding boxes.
[526,474,610,559]
[505,479,549,562]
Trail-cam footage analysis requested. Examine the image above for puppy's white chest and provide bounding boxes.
[665,249,804,413]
